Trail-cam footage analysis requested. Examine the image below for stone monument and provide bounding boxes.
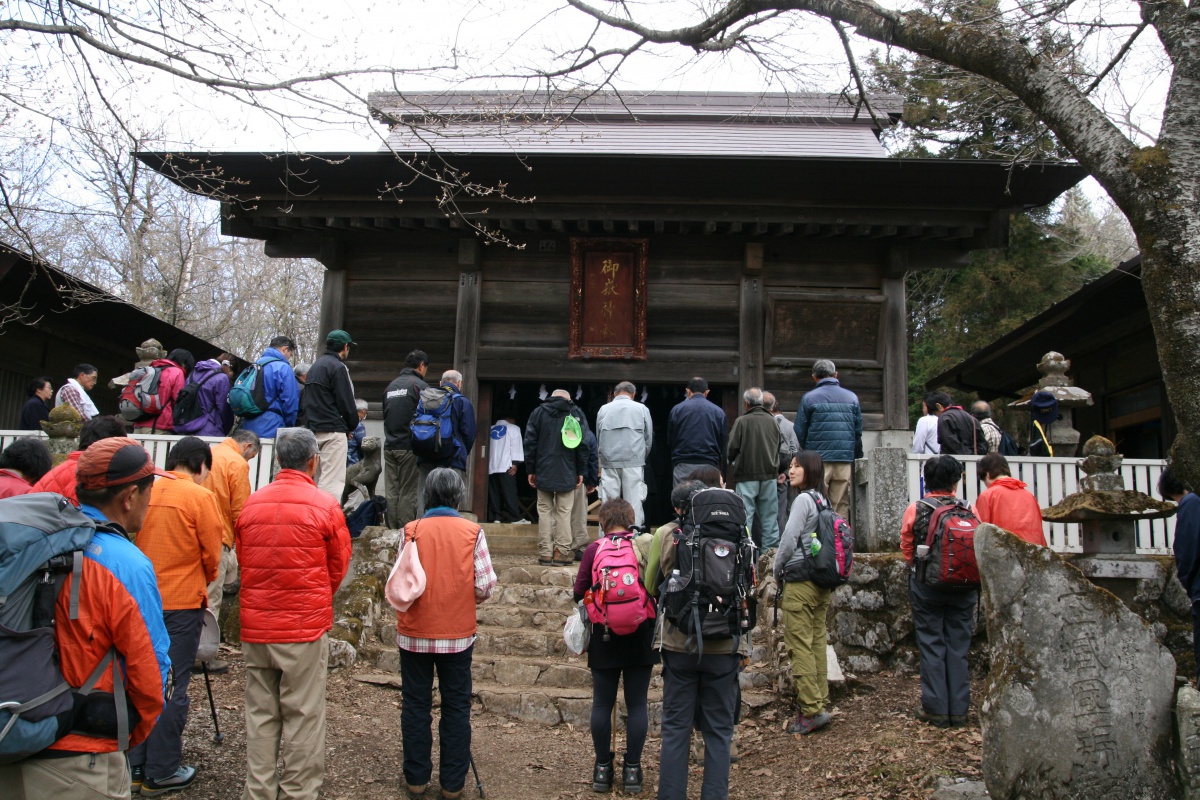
[1011,351,1094,457]
[976,524,1178,799]
[40,404,83,465]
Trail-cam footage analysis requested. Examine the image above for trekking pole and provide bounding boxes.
[201,662,224,743]
[469,753,485,799]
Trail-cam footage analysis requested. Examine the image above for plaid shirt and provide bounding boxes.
[55,379,99,421]
[396,528,497,654]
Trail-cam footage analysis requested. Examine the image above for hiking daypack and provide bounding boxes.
[998,428,1020,457]
[660,487,757,649]
[916,497,981,591]
[787,491,854,589]
[229,358,282,418]
[411,387,458,461]
[587,534,654,637]
[117,365,166,423]
[0,493,132,762]
[171,372,219,434]
[561,414,583,450]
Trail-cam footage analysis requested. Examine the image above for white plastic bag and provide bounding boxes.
[563,603,591,655]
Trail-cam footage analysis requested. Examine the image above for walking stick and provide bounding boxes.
[201,662,224,743]
[469,753,485,799]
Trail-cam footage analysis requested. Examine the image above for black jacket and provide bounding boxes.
[304,349,357,433]
[524,397,589,493]
[937,406,988,456]
[383,368,429,450]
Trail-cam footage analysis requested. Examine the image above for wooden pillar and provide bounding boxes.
[883,245,909,430]
[317,269,345,347]
[739,242,765,399]
[455,238,484,515]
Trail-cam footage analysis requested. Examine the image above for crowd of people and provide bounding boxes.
[3,342,1196,800]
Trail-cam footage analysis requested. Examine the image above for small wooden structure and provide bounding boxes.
[140,91,1085,517]
[928,256,1172,458]
[0,243,232,425]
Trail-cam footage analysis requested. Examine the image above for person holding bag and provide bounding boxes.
[391,468,497,800]
[572,498,658,794]
[773,450,834,736]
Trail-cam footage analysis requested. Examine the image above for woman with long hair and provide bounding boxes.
[773,449,834,735]
[573,498,658,794]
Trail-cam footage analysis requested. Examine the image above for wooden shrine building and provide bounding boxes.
[141,91,1085,518]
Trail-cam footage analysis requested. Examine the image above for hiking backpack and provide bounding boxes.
[997,428,1020,457]
[117,365,167,423]
[229,358,281,418]
[916,497,981,591]
[587,534,654,637]
[660,487,757,648]
[411,387,458,461]
[0,493,131,762]
[785,491,854,589]
[171,372,219,434]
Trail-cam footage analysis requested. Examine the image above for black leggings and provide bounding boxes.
[590,665,653,764]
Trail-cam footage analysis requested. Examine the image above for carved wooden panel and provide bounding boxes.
[568,238,648,360]
[766,292,886,367]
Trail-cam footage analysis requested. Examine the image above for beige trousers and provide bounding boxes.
[0,750,130,800]
[823,462,853,520]
[536,488,575,559]
[206,545,239,621]
[242,635,330,800]
[570,483,591,550]
[313,431,348,502]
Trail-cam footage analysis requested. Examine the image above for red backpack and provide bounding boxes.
[586,534,654,636]
[916,498,981,590]
[117,365,167,423]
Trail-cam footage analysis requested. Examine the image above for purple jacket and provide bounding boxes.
[175,359,233,437]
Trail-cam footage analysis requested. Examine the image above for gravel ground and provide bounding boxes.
[176,646,982,800]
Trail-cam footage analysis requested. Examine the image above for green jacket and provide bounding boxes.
[727,406,782,482]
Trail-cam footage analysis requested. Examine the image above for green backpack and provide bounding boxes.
[561,414,583,449]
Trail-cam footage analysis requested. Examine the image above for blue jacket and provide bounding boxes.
[347,421,366,465]
[667,394,728,467]
[1174,492,1200,603]
[793,378,862,463]
[241,348,300,439]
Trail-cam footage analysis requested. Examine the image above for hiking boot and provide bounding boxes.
[592,753,615,792]
[949,714,969,727]
[130,765,144,795]
[621,756,643,794]
[786,710,831,735]
[915,707,951,728]
[553,548,573,566]
[405,783,428,797]
[140,766,197,797]
[440,789,462,800]
[537,556,556,566]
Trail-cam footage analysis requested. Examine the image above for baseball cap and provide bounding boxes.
[1030,391,1059,427]
[327,329,357,346]
[76,437,176,490]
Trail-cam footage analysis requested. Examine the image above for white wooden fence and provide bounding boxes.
[906,453,1174,555]
[0,431,276,492]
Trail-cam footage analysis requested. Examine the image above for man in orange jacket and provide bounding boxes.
[0,437,172,797]
[129,437,224,796]
[237,427,351,800]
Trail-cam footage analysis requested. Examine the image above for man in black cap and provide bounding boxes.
[305,330,359,500]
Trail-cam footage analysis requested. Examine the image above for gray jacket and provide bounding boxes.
[775,413,799,471]
[774,491,821,580]
[596,395,653,468]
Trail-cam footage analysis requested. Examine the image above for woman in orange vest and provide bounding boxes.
[396,468,497,800]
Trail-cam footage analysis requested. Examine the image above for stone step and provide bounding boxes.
[476,604,572,632]
[495,562,578,588]
[483,523,602,555]
[472,654,593,688]
[475,623,570,658]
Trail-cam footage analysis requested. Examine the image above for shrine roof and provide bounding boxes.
[368,90,902,158]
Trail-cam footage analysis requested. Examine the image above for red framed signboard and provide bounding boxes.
[569,238,648,360]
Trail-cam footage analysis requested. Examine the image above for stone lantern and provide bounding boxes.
[1010,351,1093,457]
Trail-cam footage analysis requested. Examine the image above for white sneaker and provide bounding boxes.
[514,518,531,524]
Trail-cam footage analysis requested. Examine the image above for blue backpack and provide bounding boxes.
[229,357,282,418]
[411,387,458,461]
[0,494,130,762]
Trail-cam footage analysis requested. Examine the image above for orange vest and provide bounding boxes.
[395,514,480,640]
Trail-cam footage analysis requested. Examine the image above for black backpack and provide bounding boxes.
[171,371,220,434]
[660,487,757,653]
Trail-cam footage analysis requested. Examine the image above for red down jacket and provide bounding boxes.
[235,468,352,643]
[32,450,82,504]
